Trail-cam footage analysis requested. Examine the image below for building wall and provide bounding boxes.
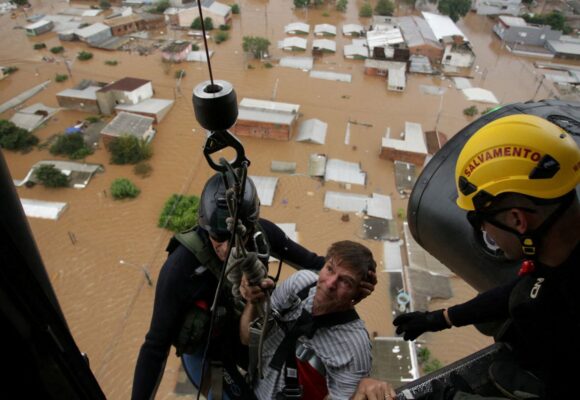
[96,83,153,115]
[365,66,388,76]
[109,22,139,36]
[379,148,426,165]
[408,44,443,62]
[162,48,190,62]
[231,120,292,141]
[56,96,100,114]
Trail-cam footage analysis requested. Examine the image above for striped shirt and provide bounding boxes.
[254,270,372,400]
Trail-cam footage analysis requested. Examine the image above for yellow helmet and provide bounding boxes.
[455,114,580,211]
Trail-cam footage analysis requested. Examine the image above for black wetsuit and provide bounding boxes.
[448,244,580,398]
[132,218,325,400]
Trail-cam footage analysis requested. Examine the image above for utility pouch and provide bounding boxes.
[175,302,210,357]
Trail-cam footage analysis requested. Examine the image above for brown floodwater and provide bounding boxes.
[1,0,575,397]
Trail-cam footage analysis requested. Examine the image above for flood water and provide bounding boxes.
[1,0,573,397]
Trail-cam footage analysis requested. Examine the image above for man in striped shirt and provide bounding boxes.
[240,240,393,400]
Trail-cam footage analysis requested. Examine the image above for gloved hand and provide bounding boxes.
[393,309,450,341]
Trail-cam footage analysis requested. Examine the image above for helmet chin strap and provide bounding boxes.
[489,192,575,261]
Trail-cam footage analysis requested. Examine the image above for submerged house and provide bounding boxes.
[285,22,310,35]
[278,37,308,51]
[96,77,153,115]
[314,24,337,37]
[100,111,155,147]
[232,98,300,141]
[161,40,192,62]
[398,15,443,63]
[380,122,428,165]
[75,23,113,46]
[57,85,102,113]
[25,20,54,36]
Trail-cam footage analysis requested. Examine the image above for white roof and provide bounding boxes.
[20,199,68,220]
[498,15,527,27]
[422,11,468,41]
[76,22,110,39]
[278,37,308,50]
[296,119,327,144]
[115,98,174,114]
[365,59,406,70]
[383,241,403,272]
[453,77,472,89]
[285,22,310,33]
[240,98,300,114]
[309,70,352,83]
[309,153,327,177]
[547,39,580,55]
[342,23,364,35]
[388,68,406,89]
[186,50,214,62]
[102,111,154,136]
[382,122,428,154]
[82,9,102,17]
[279,56,313,70]
[248,175,278,206]
[324,159,366,186]
[462,87,499,104]
[206,1,231,17]
[344,44,369,58]
[25,19,52,30]
[366,28,404,49]
[367,193,393,220]
[314,23,337,35]
[312,39,336,52]
[57,86,100,100]
[324,191,369,212]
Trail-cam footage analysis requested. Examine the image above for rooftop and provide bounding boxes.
[98,77,150,93]
[102,111,154,136]
[162,40,191,53]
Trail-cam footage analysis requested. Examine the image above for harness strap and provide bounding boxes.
[270,292,360,400]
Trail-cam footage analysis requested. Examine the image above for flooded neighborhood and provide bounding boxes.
[1,0,578,397]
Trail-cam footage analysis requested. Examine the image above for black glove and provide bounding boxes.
[393,309,450,341]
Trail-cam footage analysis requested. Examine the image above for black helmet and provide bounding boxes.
[198,172,260,241]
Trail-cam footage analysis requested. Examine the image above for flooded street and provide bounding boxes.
[0,0,572,397]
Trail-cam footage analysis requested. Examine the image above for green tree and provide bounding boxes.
[0,120,39,151]
[463,106,478,116]
[437,0,471,22]
[34,165,69,188]
[242,36,271,59]
[50,46,64,54]
[374,0,394,15]
[33,43,46,50]
[49,133,93,159]
[294,0,310,8]
[111,178,140,199]
[359,3,373,17]
[214,31,230,44]
[158,194,200,232]
[191,17,214,30]
[524,11,571,33]
[55,74,68,82]
[77,51,93,61]
[155,0,170,13]
[336,0,348,12]
[231,3,240,13]
[99,0,111,9]
[108,136,153,165]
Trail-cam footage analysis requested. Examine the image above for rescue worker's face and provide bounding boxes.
[314,258,361,313]
[209,236,229,261]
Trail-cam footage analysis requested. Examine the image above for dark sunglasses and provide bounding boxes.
[466,207,536,232]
